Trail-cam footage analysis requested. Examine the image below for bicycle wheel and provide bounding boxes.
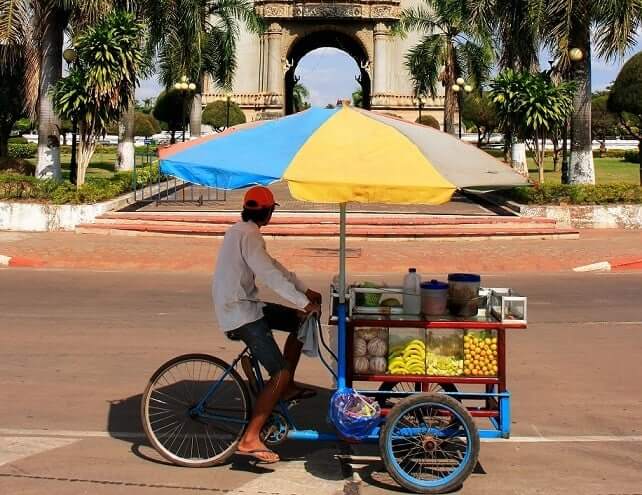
[377,382,457,408]
[380,394,479,494]
[141,353,251,467]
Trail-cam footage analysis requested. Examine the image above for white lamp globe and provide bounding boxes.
[569,48,584,62]
[174,82,182,90]
[456,77,465,86]
[188,83,196,91]
[452,84,461,92]
[464,84,473,93]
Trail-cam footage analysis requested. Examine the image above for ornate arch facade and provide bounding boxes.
[202,0,445,125]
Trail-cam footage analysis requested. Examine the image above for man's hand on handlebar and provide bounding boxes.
[304,301,322,315]
[305,289,323,304]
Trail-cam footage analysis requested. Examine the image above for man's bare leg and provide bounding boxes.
[283,332,316,399]
[237,368,290,463]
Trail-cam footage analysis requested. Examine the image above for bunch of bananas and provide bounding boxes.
[387,339,426,375]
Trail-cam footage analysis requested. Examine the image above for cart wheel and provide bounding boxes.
[376,382,457,408]
[379,394,479,494]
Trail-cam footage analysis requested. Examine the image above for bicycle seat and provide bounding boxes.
[225,330,242,341]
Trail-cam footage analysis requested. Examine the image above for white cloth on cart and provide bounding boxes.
[297,314,320,358]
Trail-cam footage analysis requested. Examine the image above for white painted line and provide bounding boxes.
[485,434,642,443]
[0,255,11,266]
[0,436,78,466]
[573,261,611,272]
[0,428,144,439]
[1,428,641,444]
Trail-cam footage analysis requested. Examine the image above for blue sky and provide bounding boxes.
[137,40,641,106]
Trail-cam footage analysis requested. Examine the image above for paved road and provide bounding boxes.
[1,269,641,494]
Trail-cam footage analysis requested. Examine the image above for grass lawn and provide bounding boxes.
[527,157,640,184]
[27,148,155,181]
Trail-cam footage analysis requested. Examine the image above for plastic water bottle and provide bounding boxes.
[403,268,422,315]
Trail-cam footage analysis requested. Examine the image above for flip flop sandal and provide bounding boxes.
[235,448,280,464]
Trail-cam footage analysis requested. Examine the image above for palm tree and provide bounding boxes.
[467,0,543,163]
[541,1,640,184]
[149,0,262,139]
[0,0,111,179]
[52,10,144,185]
[399,0,493,135]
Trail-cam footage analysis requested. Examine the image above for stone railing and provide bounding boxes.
[202,92,283,108]
[255,1,401,20]
[371,93,445,108]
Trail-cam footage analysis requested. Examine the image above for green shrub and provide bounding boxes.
[202,100,246,129]
[415,115,441,130]
[0,157,35,176]
[0,162,163,204]
[8,143,37,159]
[623,149,640,163]
[502,183,642,205]
[8,136,28,144]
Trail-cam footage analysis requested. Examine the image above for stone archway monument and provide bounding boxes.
[202,0,445,125]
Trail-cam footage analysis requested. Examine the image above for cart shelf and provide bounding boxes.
[352,373,500,385]
[348,315,526,330]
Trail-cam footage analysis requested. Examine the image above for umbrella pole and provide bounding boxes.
[337,203,347,390]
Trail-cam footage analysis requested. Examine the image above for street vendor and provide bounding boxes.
[212,185,322,464]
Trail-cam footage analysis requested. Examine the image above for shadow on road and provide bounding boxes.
[107,381,344,482]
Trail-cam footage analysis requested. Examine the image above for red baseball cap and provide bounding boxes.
[243,186,278,209]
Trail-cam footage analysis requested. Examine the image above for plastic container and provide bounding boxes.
[463,330,498,377]
[421,280,449,316]
[447,273,481,317]
[426,329,464,376]
[387,328,425,375]
[402,268,422,315]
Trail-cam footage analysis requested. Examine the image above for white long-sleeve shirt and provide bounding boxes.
[212,220,310,332]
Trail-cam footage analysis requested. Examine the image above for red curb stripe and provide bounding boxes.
[8,256,46,268]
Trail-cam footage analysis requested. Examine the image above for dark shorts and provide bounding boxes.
[226,303,301,377]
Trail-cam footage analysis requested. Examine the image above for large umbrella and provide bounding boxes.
[159,105,528,389]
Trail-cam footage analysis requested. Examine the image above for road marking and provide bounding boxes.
[0,436,78,466]
[1,428,641,444]
[485,434,642,443]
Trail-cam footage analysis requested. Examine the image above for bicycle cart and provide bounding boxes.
[144,105,530,493]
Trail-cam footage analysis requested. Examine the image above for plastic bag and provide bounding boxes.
[329,388,381,440]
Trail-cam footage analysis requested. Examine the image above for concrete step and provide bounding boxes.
[99,212,557,227]
[77,220,579,240]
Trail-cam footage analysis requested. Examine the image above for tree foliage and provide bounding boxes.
[399,0,494,134]
[491,70,575,182]
[592,94,620,154]
[0,48,25,158]
[461,92,498,147]
[153,89,191,140]
[292,83,310,113]
[51,10,145,186]
[148,0,263,91]
[201,100,246,130]
[608,51,642,184]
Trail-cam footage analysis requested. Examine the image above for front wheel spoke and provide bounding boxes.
[151,389,190,407]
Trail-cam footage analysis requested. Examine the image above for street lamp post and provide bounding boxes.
[413,94,426,122]
[452,77,473,139]
[63,48,78,184]
[174,76,196,142]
